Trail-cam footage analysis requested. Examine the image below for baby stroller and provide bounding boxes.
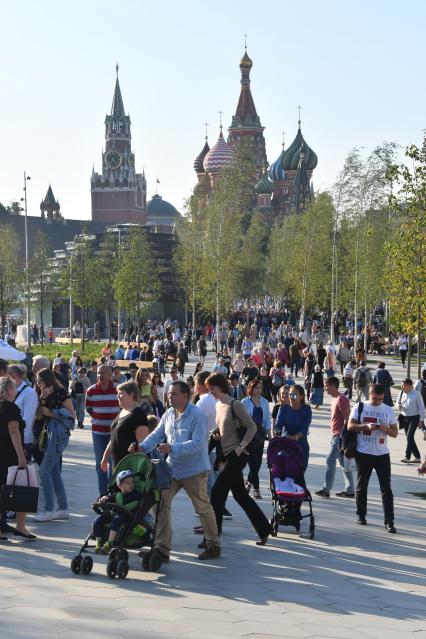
[70,453,166,579]
[267,437,315,539]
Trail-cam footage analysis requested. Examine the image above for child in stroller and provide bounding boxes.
[93,469,153,554]
[267,437,315,538]
[71,452,165,579]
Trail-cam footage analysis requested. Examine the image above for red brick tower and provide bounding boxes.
[227,47,267,172]
[91,65,147,224]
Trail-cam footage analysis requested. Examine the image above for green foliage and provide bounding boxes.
[0,224,24,336]
[113,226,161,328]
[269,193,334,320]
[385,136,426,336]
[29,231,56,342]
[235,211,268,299]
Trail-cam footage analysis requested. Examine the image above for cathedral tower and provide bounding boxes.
[227,47,267,171]
[91,66,147,224]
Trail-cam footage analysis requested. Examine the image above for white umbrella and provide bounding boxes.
[0,339,26,361]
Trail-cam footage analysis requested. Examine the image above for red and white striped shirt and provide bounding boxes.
[85,382,120,435]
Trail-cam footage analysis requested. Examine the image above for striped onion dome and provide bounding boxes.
[193,139,210,173]
[255,173,273,194]
[203,128,234,173]
[282,125,318,171]
[268,148,286,181]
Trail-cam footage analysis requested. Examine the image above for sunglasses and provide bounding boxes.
[290,393,298,400]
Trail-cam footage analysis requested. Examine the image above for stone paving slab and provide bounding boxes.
[0,351,425,638]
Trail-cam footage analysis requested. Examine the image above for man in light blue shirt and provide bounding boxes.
[139,380,220,562]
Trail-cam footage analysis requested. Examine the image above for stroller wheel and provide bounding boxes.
[148,552,162,572]
[142,553,150,571]
[118,548,129,562]
[82,556,93,575]
[109,548,119,561]
[309,524,315,539]
[107,558,118,579]
[295,522,301,533]
[117,559,129,579]
[71,555,82,574]
[269,519,278,537]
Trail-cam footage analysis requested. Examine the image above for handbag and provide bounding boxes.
[340,402,363,459]
[38,426,48,451]
[0,466,39,513]
[150,458,172,490]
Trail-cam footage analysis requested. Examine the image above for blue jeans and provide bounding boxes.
[73,395,85,424]
[323,436,354,493]
[39,433,70,512]
[92,432,111,495]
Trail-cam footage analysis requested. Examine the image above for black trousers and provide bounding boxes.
[355,452,394,524]
[400,350,407,366]
[210,451,271,538]
[401,415,421,459]
[247,442,264,490]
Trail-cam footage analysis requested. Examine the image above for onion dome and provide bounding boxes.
[282,124,318,171]
[255,173,273,195]
[194,139,210,174]
[239,50,253,70]
[268,149,286,182]
[203,128,233,173]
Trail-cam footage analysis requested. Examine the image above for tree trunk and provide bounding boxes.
[81,306,85,353]
[192,285,196,331]
[363,299,368,354]
[407,334,411,379]
[417,304,422,380]
[216,283,220,354]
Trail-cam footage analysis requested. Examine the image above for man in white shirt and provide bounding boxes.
[397,335,408,367]
[348,383,398,533]
[212,357,228,375]
[8,364,38,460]
[395,378,424,463]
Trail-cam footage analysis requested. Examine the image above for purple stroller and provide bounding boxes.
[267,437,315,539]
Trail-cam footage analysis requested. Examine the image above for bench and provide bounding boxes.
[96,358,155,371]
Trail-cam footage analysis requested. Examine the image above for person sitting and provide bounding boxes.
[93,469,146,554]
[114,344,125,360]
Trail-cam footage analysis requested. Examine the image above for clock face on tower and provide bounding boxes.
[105,150,122,169]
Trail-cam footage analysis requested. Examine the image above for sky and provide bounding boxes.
[1,0,426,220]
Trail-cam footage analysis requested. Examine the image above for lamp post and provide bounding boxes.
[22,173,31,347]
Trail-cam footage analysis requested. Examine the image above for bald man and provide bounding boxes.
[85,365,120,495]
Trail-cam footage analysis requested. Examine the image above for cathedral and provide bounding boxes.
[193,48,318,221]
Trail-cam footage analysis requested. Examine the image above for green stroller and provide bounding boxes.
[70,453,167,579]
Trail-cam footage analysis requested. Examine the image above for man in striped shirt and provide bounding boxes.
[86,364,120,495]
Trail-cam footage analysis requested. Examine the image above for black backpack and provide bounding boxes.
[231,400,266,452]
[340,402,363,458]
[357,370,368,388]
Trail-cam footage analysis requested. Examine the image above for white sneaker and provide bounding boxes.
[33,511,57,522]
[53,510,69,519]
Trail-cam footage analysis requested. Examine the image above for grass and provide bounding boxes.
[29,342,106,364]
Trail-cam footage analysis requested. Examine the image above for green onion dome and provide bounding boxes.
[282,126,318,171]
[255,173,273,194]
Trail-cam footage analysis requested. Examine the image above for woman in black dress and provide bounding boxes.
[100,381,149,470]
[0,376,35,539]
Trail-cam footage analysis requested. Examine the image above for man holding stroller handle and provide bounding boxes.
[138,380,220,562]
[315,376,354,499]
[348,383,398,533]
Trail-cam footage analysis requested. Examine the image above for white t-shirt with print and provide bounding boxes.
[350,401,396,456]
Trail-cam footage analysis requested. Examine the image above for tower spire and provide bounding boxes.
[111,65,125,117]
[298,105,302,129]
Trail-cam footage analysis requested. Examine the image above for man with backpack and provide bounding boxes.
[348,383,398,533]
[354,360,373,401]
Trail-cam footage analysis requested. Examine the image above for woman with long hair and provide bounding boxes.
[275,384,312,471]
[34,368,75,522]
[206,374,271,545]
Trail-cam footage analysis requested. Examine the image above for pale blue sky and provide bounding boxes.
[1,0,425,219]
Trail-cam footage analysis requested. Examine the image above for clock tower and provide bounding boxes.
[91,66,147,224]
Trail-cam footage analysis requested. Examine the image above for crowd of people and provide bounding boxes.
[0,312,425,561]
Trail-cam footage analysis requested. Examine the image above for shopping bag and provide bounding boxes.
[0,467,39,513]
[6,464,38,488]
[151,459,172,489]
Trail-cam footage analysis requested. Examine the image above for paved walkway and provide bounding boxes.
[1,352,425,639]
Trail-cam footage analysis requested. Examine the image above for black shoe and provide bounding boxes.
[198,539,207,549]
[385,523,396,534]
[1,523,16,534]
[13,530,37,540]
[335,491,355,498]
[223,508,233,519]
[315,488,330,498]
[357,517,367,525]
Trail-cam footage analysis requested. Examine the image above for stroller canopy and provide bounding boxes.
[110,453,154,494]
[267,437,305,480]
